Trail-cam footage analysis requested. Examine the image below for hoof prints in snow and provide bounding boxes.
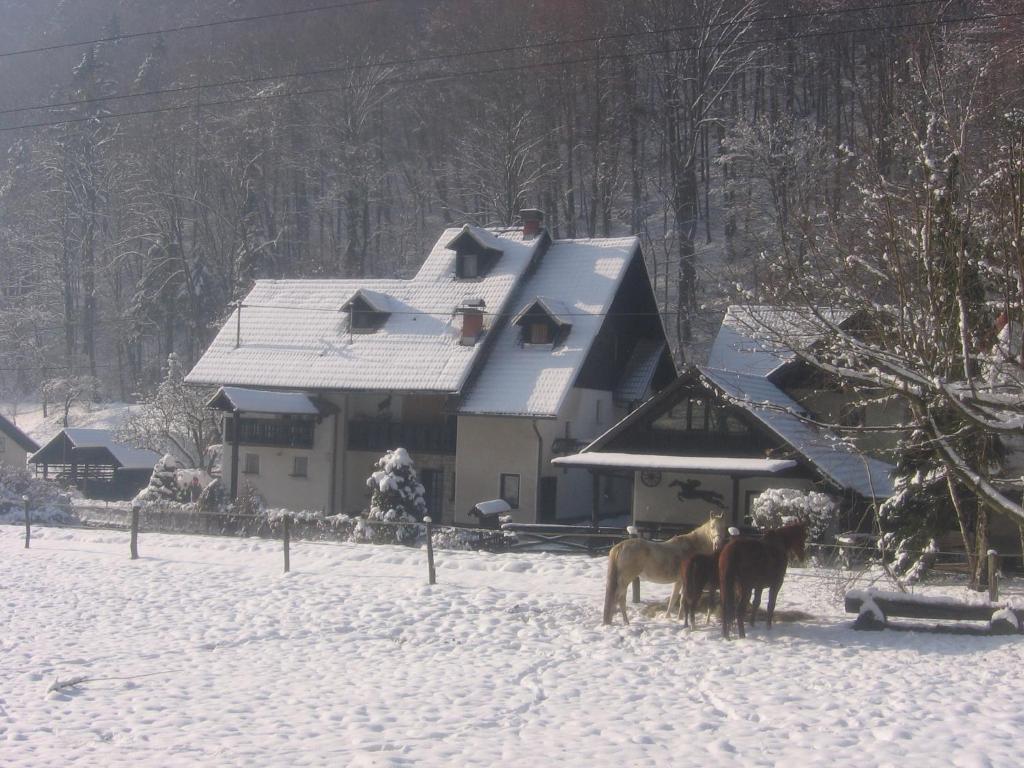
[3,526,1022,767]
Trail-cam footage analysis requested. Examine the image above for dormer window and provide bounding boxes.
[447,224,504,280]
[340,289,393,333]
[458,252,479,279]
[512,297,573,347]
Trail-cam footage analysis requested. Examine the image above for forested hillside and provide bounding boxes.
[0,0,1019,403]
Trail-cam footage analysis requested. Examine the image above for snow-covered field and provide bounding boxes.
[3,526,1021,767]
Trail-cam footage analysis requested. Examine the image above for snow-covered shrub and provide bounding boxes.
[135,454,187,503]
[0,465,75,524]
[749,488,838,543]
[430,525,506,553]
[354,448,426,545]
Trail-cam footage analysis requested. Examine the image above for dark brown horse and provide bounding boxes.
[677,551,720,627]
[719,523,807,639]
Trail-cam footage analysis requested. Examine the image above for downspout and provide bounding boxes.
[337,394,349,514]
[532,419,544,523]
[328,407,339,515]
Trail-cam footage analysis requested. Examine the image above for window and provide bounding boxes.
[243,453,260,475]
[291,456,308,478]
[529,322,551,344]
[500,473,521,509]
[457,253,479,278]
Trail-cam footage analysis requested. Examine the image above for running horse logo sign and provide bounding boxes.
[668,479,725,508]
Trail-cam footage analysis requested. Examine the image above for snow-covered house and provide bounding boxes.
[186,212,675,522]
[0,414,38,470]
[28,428,159,500]
[554,307,897,529]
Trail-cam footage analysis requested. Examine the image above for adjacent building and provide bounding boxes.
[0,414,38,470]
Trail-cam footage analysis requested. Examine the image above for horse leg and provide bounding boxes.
[667,579,682,620]
[765,583,780,630]
[737,588,751,639]
[749,588,763,628]
[705,583,716,625]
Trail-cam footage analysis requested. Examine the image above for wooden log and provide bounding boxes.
[845,592,1010,623]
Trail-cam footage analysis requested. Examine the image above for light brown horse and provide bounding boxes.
[603,513,726,625]
[719,522,807,639]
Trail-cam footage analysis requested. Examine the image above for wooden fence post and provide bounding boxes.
[283,515,291,573]
[628,525,640,604]
[23,495,30,549]
[130,503,140,560]
[424,516,436,585]
[987,550,998,602]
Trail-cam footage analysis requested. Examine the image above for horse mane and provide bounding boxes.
[763,522,807,551]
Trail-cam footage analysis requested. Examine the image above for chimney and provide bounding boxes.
[520,208,544,240]
[457,298,486,346]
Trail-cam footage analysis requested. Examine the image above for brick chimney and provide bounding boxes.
[520,209,544,240]
[457,298,486,346]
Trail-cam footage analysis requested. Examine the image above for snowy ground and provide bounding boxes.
[3,526,1022,767]
[1,401,137,445]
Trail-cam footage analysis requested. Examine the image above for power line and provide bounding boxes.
[0,0,400,60]
[0,0,947,120]
[2,9,1016,136]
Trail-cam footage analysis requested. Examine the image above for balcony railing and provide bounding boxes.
[224,417,315,449]
[347,419,456,455]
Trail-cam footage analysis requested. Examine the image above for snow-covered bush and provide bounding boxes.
[135,454,187,503]
[749,488,838,543]
[354,448,426,545]
[430,525,506,553]
[0,465,75,524]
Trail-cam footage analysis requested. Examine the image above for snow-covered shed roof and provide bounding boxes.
[699,367,894,499]
[708,305,852,377]
[186,228,543,392]
[446,224,507,253]
[0,413,39,453]
[552,453,797,474]
[30,428,160,471]
[458,237,641,418]
[207,387,325,415]
[339,288,395,315]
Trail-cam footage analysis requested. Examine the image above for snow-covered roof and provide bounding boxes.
[208,387,323,415]
[708,305,851,377]
[0,414,39,453]
[446,224,507,253]
[700,367,894,499]
[471,499,512,515]
[186,228,541,392]
[552,453,797,474]
[30,428,160,470]
[459,237,640,417]
[511,297,574,328]
[615,339,666,404]
[339,288,395,314]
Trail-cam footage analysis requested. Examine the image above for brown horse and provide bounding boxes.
[719,523,807,639]
[603,513,726,625]
[677,550,720,627]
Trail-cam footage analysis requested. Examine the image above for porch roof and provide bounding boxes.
[207,387,324,415]
[551,452,797,475]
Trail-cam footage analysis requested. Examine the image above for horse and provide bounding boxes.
[719,522,807,639]
[603,513,726,625]
[677,550,721,627]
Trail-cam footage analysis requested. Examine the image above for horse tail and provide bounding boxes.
[603,549,621,625]
[719,543,735,637]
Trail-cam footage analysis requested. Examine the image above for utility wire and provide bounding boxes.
[0,0,948,119]
[0,0,399,60]
[1,10,1017,135]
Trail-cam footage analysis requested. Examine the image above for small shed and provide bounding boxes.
[29,429,160,500]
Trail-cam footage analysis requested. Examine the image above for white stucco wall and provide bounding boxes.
[0,436,28,470]
[633,471,814,527]
[225,412,336,513]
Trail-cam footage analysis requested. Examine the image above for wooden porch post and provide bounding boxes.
[731,475,740,527]
[591,471,600,530]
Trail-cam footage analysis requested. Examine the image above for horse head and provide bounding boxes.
[708,511,727,551]
[788,522,809,562]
